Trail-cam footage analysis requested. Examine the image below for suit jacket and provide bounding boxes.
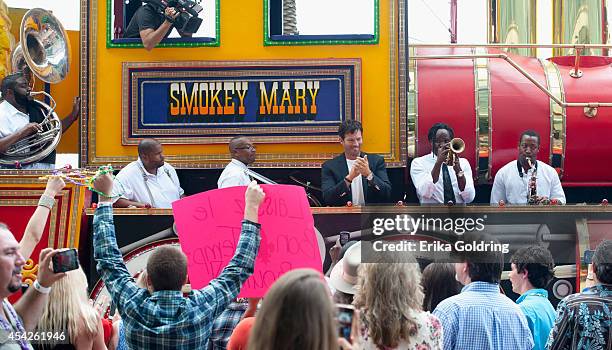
[321,153,392,206]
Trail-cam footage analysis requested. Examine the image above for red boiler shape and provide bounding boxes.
[410,48,612,186]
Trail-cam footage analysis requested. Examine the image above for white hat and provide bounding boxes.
[329,242,361,294]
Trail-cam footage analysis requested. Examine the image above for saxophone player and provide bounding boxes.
[490,130,566,205]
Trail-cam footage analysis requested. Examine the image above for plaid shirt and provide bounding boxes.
[433,281,534,350]
[93,205,261,350]
[206,300,248,350]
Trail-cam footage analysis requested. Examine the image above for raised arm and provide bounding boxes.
[195,181,264,317]
[139,7,177,51]
[93,172,146,315]
[21,176,65,260]
[14,248,66,330]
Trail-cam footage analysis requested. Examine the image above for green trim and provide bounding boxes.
[263,0,379,46]
[106,0,220,48]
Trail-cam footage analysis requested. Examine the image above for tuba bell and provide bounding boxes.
[445,138,465,166]
[1,8,70,166]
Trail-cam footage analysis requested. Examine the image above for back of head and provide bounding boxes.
[457,232,504,284]
[338,119,363,139]
[0,72,23,96]
[421,263,462,312]
[146,246,187,291]
[510,245,554,288]
[37,268,99,345]
[248,269,337,350]
[593,240,612,284]
[353,253,423,348]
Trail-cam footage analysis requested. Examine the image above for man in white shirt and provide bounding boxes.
[321,120,391,206]
[217,136,257,188]
[112,138,184,208]
[0,73,80,169]
[410,123,475,204]
[490,130,565,205]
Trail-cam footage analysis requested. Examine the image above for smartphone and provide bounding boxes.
[339,231,351,246]
[52,248,80,273]
[336,304,355,341]
[583,250,595,265]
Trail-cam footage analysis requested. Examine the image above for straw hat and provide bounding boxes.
[329,242,361,294]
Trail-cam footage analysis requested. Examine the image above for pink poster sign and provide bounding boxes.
[172,184,321,297]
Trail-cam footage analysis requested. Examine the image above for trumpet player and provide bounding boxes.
[490,130,566,205]
[0,72,80,169]
[410,123,475,204]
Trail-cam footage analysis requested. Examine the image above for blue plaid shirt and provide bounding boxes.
[206,300,248,350]
[93,205,261,350]
[433,281,534,350]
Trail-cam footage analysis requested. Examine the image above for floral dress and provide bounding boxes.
[359,310,443,350]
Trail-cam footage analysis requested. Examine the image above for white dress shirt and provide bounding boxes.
[0,100,29,138]
[111,158,184,208]
[218,159,251,188]
[490,160,566,205]
[346,158,365,206]
[0,100,55,169]
[410,154,476,204]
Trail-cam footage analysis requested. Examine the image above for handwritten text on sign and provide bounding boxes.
[172,185,321,297]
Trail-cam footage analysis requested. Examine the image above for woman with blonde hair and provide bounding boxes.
[344,253,443,350]
[248,268,338,350]
[34,267,106,350]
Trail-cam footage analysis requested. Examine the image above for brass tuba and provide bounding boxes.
[1,8,70,166]
[445,138,465,166]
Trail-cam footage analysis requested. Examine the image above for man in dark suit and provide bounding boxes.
[321,120,391,206]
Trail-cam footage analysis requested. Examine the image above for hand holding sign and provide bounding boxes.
[172,184,321,298]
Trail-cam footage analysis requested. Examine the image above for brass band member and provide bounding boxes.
[0,72,80,169]
[410,123,475,204]
[490,130,566,205]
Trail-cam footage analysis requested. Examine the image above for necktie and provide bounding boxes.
[442,164,456,204]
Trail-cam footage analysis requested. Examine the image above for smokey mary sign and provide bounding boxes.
[172,185,321,297]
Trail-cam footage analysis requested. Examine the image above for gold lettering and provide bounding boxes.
[307,81,320,114]
[180,82,199,115]
[223,82,235,115]
[259,82,278,115]
[294,81,306,114]
[236,82,248,115]
[169,83,180,115]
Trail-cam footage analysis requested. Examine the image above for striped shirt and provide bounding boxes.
[93,205,261,350]
[433,281,534,350]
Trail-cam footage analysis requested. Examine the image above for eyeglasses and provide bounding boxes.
[236,145,256,151]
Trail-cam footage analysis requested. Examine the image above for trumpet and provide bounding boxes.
[445,138,465,166]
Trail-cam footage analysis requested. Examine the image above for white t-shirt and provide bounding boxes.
[111,159,184,208]
[346,159,365,206]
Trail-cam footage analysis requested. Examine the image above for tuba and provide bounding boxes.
[445,138,465,166]
[1,8,70,166]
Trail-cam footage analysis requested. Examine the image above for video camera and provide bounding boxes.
[145,0,203,35]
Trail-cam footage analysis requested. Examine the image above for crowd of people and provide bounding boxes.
[0,168,609,349]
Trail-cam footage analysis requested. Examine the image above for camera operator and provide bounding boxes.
[124,2,192,51]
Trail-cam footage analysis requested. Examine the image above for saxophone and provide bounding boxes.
[526,158,550,205]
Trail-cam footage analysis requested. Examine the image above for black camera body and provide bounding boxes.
[145,0,203,35]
